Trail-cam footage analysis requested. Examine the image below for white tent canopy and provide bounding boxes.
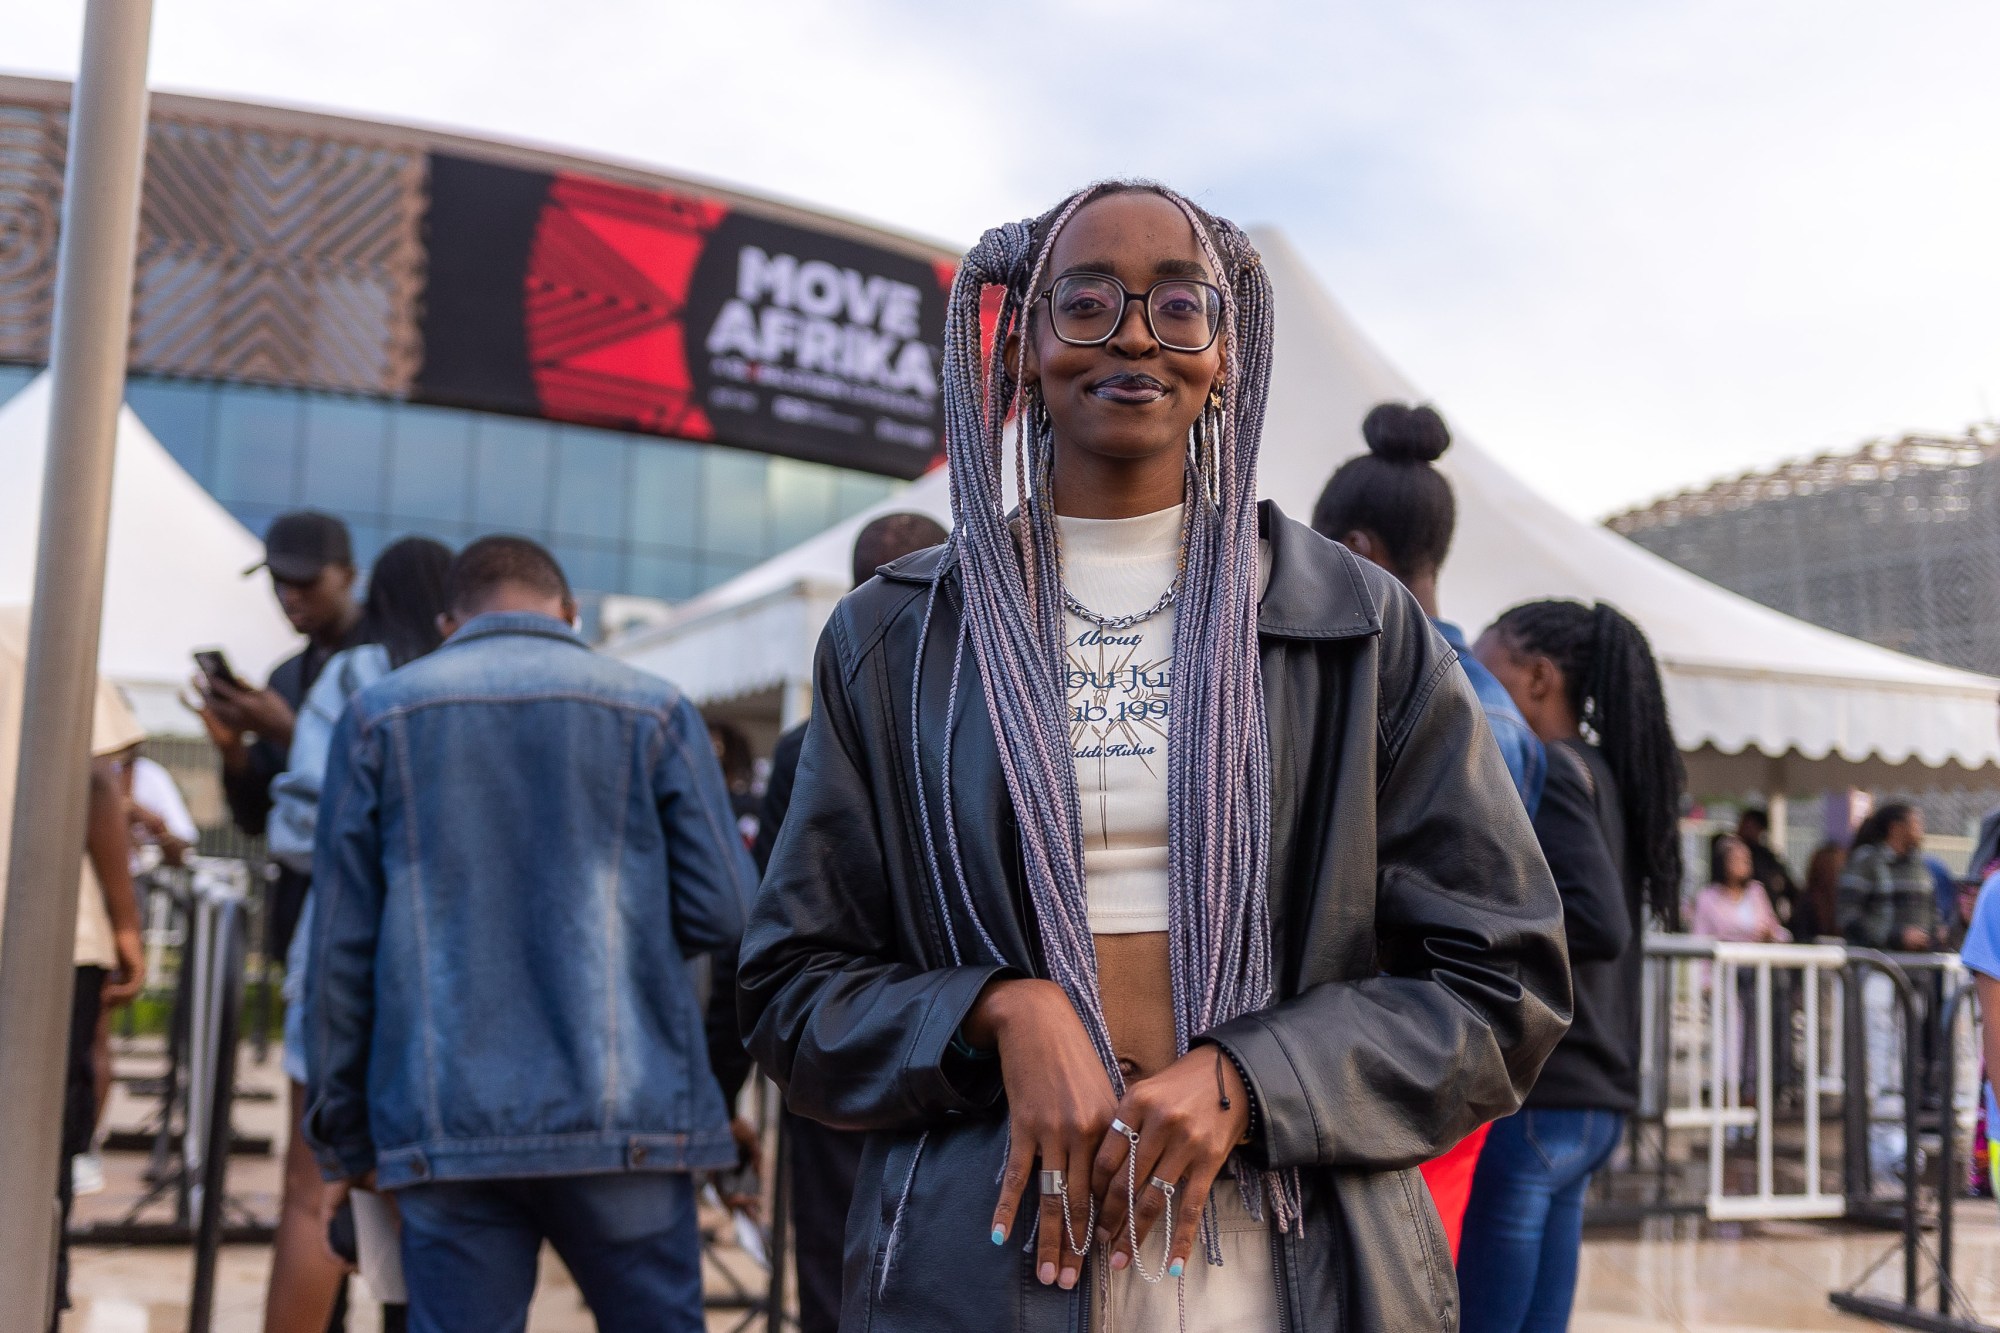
[611,229,2000,792]
[0,373,299,736]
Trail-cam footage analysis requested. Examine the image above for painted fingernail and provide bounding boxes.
[1059,1267,1077,1290]
[991,1225,1006,1246]
[1109,1250,1129,1271]
[1039,1262,1057,1284]
[1168,1259,1184,1278]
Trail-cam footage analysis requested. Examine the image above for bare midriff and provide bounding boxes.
[1095,930,1177,1082]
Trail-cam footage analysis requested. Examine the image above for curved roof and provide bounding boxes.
[0,73,960,265]
[611,227,2000,789]
[1607,426,2000,535]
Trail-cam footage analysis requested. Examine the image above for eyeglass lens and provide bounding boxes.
[1049,275,1220,350]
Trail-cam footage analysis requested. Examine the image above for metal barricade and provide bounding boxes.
[1928,974,1992,1333]
[1829,955,1994,1333]
[65,856,254,1330]
[185,867,249,1332]
[1623,936,1994,1330]
[1710,941,1845,1219]
[1632,936,1848,1220]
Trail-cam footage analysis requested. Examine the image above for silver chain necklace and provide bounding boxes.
[1061,576,1180,630]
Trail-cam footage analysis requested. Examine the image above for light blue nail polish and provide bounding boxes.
[1168,1260,1184,1278]
[991,1226,1006,1246]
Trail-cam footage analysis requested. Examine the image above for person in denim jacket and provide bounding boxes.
[303,536,755,1332]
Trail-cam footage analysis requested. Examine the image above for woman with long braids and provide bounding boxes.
[739,181,1571,1332]
[1459,600,1686,1333]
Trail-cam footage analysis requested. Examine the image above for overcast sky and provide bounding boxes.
[13,0,2000,518]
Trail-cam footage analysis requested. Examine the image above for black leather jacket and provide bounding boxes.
[739,504,1570,1332]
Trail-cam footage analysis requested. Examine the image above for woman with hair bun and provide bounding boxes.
[1460,600,1687,1333]
[1312,404,1549,1259]
[739,180,1570,1332]
[1314,403,1545,816]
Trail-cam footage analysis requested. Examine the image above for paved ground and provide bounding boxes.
[74,1210,2000,1331]
[62,1038,2000,1330]
[1572,1212,2000,1330]
[63,1038,764,1331]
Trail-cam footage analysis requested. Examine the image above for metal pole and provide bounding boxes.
[0,0,154,1323]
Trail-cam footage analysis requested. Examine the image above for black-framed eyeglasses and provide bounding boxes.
[1037,273,1223,352]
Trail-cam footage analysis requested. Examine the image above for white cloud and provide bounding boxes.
[11,0,1999,516]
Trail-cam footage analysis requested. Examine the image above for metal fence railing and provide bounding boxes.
[68,856,255,1331]
[1605,935,1995,1332]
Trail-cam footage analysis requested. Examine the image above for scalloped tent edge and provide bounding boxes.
[608,227,2000,794]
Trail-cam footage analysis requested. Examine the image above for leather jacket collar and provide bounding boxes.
[878,500,1381,642]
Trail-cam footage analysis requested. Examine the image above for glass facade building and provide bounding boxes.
[0,365,899,612]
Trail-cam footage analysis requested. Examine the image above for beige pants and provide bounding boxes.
[1095,1182,1280,1333]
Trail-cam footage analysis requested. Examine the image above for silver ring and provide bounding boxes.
[1039,1168,1066,1195]
[1148,1175,1176,1197]
[1109,1118,1134,1138]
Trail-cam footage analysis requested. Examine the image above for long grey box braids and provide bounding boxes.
[917,180,1300,1254]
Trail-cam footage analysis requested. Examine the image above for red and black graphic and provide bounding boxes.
[416,153,949,478]
[525,174,724,441]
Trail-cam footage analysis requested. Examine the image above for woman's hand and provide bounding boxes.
[963,978,1116,1291]
[103,925,146,1008]
[1090,1045,1250,1278]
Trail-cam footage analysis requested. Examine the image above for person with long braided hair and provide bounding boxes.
[1458,600,1686,1333]
[739,181,1570,1332]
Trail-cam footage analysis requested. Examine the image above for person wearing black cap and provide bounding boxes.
[189,510,362,1333]
[192,510,361,956]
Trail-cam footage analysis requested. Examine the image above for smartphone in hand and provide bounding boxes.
[193,648,243,692]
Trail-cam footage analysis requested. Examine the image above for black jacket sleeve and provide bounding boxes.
[705,944,754,1109]
[222,650,306,837]
[737,618,1010,1132]
[708,720,807,1106]
[222,738,283,837]
[751,722,807,876]
[1533,742,1631,965]
[1206,587,1572,1172]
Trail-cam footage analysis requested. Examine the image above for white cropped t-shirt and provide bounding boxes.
[1058,504,1181,935]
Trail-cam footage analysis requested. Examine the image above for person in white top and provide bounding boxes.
[122,750,198,867]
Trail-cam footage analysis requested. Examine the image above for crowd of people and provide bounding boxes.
[25,177,2000,1333]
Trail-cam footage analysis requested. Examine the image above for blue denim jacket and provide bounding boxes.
[302,612,755,1189]
[1435,619,1546,817]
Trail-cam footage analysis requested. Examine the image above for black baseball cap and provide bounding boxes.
[245,510,354,582]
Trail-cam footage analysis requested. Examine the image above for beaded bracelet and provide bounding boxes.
[1208,1043,1259,1146]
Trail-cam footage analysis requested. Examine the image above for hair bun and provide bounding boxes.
[1361,403,1451,464]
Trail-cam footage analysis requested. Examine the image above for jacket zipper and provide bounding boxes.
[1270,1220,1293,1333]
